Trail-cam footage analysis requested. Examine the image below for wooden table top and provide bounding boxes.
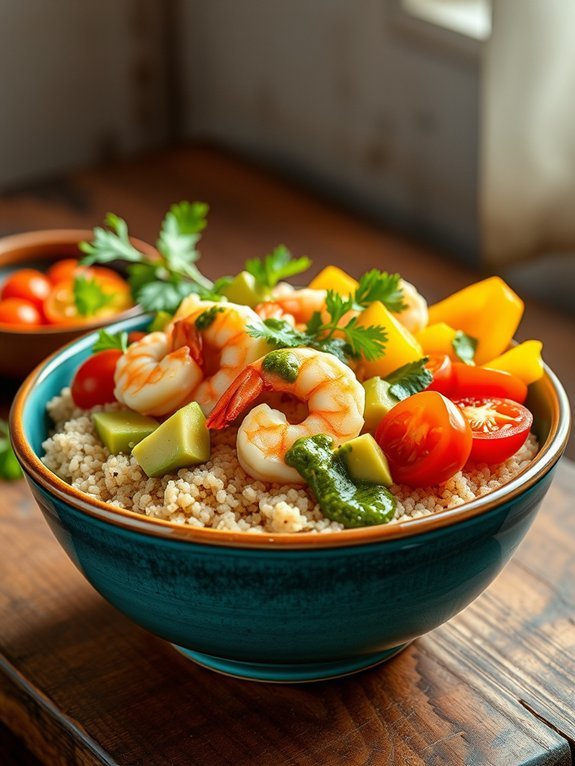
[1,146,574,765]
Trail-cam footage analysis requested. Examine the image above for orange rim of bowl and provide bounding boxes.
[10,331,572,550]
[0,229,152,334]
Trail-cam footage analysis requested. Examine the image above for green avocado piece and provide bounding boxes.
[92,411,159,454]
[335,434,393,487]
[149,311,173,332]
[132,402,210,478]
[362,377,398,433]
[222,271,270,308]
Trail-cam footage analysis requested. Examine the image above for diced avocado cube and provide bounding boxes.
[335,434,393,487]
[132,402,210,478]
[149,311,173,333]
[362,377,398,433]
[222,271,270,308]
[92,411,159,454]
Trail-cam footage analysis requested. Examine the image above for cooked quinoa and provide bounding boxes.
[42,388,539,534]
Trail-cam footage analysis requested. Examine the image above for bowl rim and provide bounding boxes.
[0,228,150,335]
[10,315,572,550]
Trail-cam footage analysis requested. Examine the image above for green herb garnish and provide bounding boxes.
[245,245,311,291]
[352,270,407,313]
[452,331,478,365]
[93,329,129,353]
[384,358,432,401]
[0,420,22,481]
[73,276,114,317]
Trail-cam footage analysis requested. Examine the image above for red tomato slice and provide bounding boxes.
[450,363,527,403]
[375,390,472,487]
[424,353,453,395]
[71,350,123,409]
[1,269,51,311]
[0,298,42,326]
[453,397,533,464]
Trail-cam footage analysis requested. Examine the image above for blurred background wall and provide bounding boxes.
[1,0,574,304]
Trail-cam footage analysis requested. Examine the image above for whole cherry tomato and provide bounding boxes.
[453,396,533,464]
[450,363,527,404]
[0,298,42,326]
[375,390,472,487]
[47,258,84,284]
[0,269,51,311]
[424,353,453,396]
[71,350,122,409]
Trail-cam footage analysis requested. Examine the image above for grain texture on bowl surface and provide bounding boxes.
[42,388,539,534]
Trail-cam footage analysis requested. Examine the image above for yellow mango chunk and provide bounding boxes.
[416,322,458,360]
[308,266,358,296]
[482,340,544,385]
[428,277,524,365]
[357,301,423,379]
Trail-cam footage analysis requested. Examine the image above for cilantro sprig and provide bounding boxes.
[93,329,129,353]
[384,358,433,400]
[452,331,478,365]
[245,245,311,290]
[352,270,407,313]
[0,419,22,481]
[73,275,114,317]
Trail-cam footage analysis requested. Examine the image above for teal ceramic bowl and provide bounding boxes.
[10,316,571,682]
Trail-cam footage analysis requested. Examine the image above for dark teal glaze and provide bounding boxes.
[13,315,566,682]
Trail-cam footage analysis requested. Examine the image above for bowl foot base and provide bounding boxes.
[171,643,410,683]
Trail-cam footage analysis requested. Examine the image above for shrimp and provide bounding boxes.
[114,331,203,417]
[170,303,270,415]
[207,347,365,483]
[395,279,428,334]
[256,284,327,327]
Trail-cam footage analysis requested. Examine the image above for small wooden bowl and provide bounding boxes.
[0,229,154,379]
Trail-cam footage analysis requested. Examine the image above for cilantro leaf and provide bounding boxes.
[245,245,311,290]
[136,279,201,313]
[247,318,307,348]
[0,419,22,481]
[353,270,407,313]
[342,319,387,361]
[452,331,478,365]
[385,358,432,400]
[324,291,354,330]
[79,213,144,264]
[93,329,128,353]
[73,276,114,316]
[156,202,213,289]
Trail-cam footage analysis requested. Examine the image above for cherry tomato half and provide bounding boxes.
[453,397,533,464]
[375,390,472,487]
[44,275,132,326]
[450,363,527,404]
[0,298,42,326]
[424,353,453,395]
[47,258,83,284]
[0,269,51,311]
[71,350,122,409]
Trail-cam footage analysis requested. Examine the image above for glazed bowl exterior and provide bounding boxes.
[10,316,571,682]
[0,230,153,378]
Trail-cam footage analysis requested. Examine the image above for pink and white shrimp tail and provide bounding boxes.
[207,347,365,484]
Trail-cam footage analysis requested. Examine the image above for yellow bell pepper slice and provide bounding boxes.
[415,322,458,360]
[308,266,358,296]
[428,276,524,365]
[482,340,544,385]
[356,301,423,379]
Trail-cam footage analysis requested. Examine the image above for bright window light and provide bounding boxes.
[402,0,492,41]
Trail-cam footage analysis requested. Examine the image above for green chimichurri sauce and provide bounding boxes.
[285,434,396,528]
[262,349,301,383]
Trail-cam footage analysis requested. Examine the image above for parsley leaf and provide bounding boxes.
[136,279,201,313]
[156,202,212,290]
[343,318,388,361]
[79,213,144,264]
[246,318,307,349]
[245,245,311,290]
[73,275,114,316]
[452,331,478,365]
[93,329,128,353]
[353,270,407,313]
[385,358,432,400]
[0,419,22,481]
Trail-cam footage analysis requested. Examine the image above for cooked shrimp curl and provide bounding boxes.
[207,347,365,483]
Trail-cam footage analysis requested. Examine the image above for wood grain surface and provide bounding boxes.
[1,147,574,764]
